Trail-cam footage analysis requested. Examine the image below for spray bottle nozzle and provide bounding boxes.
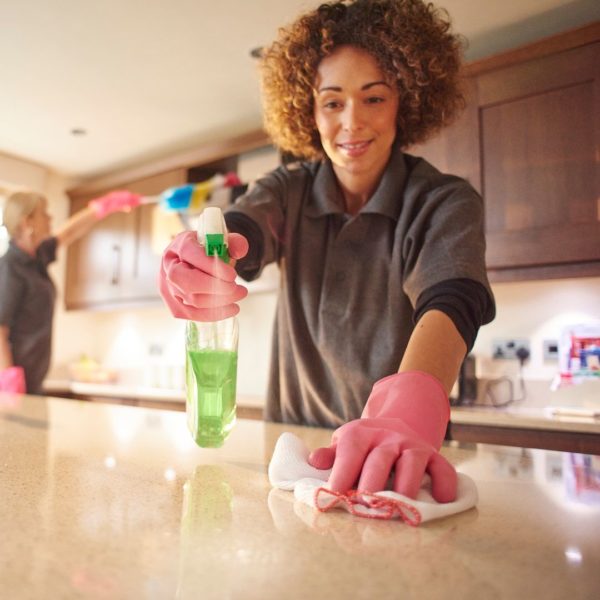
[205,234,229,262]
[197,207,229,263]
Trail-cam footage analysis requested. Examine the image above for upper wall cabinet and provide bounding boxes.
[66,169,186,309]
[411,23,600,282]
[65,130,271,310]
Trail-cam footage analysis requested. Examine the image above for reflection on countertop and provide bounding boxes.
[1,393,599,599]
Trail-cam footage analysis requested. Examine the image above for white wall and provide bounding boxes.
[474,278,600,381]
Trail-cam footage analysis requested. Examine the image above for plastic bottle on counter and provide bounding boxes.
[185,207,239,448]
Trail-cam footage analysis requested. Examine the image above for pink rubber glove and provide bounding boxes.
[0,366,26,394]
[88,190,142,219]
[308,371,457,502]
[159,230,249,322]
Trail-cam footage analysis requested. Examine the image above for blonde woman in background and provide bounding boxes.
[0,189,140,394]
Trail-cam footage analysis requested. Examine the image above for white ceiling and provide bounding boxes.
[1,0,598,180]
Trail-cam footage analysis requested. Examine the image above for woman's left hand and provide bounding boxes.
[308,371,457,502]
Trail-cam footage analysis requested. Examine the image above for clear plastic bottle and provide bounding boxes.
[185,207,239,448]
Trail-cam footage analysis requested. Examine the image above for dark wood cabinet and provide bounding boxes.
[64,129,271,310]
[411,23,600,282]
[65,169,186,309]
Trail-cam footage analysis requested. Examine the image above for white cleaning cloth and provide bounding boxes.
[268,432,478,525]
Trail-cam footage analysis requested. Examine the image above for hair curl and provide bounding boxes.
[259,0,466,160]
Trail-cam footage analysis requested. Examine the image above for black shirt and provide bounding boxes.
[0,238,57,393]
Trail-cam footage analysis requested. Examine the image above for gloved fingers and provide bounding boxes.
[180,287,248,309]
[326,428,373,492]
[357,444,400,493]
[89,190,141,217]
[0,366,26,394]
[307,445,336,470]
[166,232,238,282]
[228,233,249,260]
[427,452,458,503]
[159,267,243,322]
[392,447,430,499]
[164,260,246,297]
[161,294,240,322]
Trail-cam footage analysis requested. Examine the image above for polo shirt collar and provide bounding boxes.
[306,160,346,217]
[306,141,408,221]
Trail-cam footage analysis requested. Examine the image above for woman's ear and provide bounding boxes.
[22,215,34,236]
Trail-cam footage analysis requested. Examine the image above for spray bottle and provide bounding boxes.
[185,206,239,448]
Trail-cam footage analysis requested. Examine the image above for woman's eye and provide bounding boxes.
[366,96,384,104]
[323,100,341,109]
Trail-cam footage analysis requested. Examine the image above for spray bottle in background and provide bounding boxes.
[186,207,239,448]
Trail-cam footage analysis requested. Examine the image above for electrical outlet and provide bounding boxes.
[492,338,530,360]
[543,339,559,361]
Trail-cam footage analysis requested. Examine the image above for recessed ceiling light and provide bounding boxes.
[250,46,263,59]
[70,128,87,136]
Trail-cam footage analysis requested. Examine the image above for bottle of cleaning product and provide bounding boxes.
[185,207,239,448]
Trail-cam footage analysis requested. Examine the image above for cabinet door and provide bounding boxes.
[65,195,138,308]
[409,77,481,193]
[65,169,186,309]
[479,42,600,271]
[117,170,186,301]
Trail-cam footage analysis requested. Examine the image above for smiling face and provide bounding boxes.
[313,45,399,199]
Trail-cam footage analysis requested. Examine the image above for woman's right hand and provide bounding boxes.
[158,230,249,322]
[0,366,26,394]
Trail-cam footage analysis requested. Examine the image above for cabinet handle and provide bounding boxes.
[111,245,121,285]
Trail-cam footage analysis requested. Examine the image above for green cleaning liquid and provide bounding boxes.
[186,348,238,448]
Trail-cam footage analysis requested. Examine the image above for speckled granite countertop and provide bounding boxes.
[1,393,599,599]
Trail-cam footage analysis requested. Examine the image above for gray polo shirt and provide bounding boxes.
[0,238,57,393]
[226,144,493,428]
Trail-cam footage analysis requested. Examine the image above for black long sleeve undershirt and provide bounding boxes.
[413,278,495,351]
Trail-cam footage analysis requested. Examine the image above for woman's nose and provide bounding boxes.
[341,103,364,131]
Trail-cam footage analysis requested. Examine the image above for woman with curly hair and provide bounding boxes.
[160,0,495,502]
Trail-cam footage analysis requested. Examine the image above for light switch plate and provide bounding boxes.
[543,339,559,361]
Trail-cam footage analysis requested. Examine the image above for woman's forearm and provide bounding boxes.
[55,206,99,248]
[0,326,14,370]
[398,309,467,395]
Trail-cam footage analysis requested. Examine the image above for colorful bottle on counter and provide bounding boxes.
[185,207,239,448]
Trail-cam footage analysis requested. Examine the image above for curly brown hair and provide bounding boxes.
[259,0,465,160]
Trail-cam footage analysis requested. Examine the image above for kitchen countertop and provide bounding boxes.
[1,393,599,599]
[43,377,600,444]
